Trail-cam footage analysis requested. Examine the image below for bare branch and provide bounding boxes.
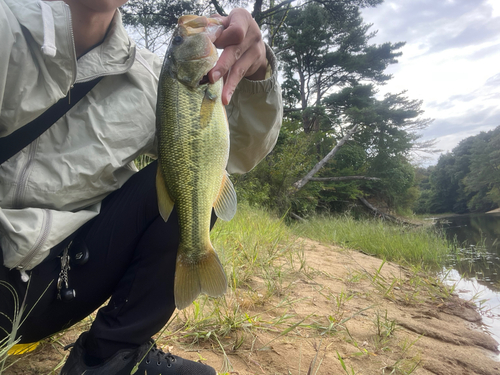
[210,0,227,16]
[284,107,303,113]
[260,0,295,19]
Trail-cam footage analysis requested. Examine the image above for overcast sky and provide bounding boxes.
[361,0,500,166]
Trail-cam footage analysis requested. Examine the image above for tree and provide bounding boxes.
[275,3,404,132]
[464,127,500,211]
[423,126,500,214]
[121,0,202,52]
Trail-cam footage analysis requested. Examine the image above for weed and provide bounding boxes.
[0,279,52,374]
[372,310,397,352]
[0,282,23,373]
[336,351,356,374]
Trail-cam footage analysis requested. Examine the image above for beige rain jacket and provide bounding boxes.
[0,0,282,272]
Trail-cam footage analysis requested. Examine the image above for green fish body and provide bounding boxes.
[155,16,237,310]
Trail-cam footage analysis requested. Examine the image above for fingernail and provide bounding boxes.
[212,71,221,82]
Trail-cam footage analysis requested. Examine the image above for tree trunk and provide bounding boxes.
[358,196,419,226]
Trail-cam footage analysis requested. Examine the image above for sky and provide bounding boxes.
[360,0,500,166]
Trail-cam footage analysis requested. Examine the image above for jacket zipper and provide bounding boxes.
[14,209,53,271]
[63,4,135,87]
[64,4,78,87]
[11,5,74,272]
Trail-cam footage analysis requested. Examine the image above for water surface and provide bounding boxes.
[436,213,500,352]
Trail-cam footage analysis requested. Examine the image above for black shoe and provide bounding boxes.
[59,332,217,375]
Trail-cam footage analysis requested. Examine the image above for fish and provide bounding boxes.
[155,15,237,310]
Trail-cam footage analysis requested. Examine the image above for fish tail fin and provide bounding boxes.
[174,244,227,310]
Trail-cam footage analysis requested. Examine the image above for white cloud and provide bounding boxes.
[362,0,500,165]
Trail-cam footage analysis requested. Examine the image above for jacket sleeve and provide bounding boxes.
[0,1,17,137]
[225,44,283,174]
[0,0,74,138]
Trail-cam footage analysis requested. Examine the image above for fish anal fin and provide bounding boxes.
[156,164,174,222]
[214,172,237,221]
[200,86,218,128]
[174,246,227,310]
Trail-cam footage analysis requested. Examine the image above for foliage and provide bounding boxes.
[417,126,500,214]
[232,121,322,215]
[321,86,427,211]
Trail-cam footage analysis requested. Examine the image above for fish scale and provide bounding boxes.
[159,76,227,251]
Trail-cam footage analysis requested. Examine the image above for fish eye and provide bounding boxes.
[173,36,183,45]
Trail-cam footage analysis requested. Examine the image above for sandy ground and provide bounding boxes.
[4,239,500,374]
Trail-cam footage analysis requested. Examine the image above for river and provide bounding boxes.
[436,212,500,353]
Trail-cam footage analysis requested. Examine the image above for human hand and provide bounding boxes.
[208,8,268,105]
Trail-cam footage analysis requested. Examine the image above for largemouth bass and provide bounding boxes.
[155,15,237,310]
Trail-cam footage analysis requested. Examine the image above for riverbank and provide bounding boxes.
[4,207,500,374]
[5,238,500,374]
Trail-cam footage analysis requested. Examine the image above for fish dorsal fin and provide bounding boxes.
[200,85,218,128]
[214,172,237,221]
[156,163,175,222]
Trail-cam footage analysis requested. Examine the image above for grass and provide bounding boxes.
[0,282,23,373]
[292,213,451,269]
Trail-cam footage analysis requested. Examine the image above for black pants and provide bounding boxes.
[0,161,214,359]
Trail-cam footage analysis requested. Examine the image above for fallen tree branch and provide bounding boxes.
[290,212,306,221]
[309,176,380,182]
[358,196,419,226]
[292,124,360,191]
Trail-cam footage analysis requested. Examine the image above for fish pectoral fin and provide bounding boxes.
[200,86,218,128]
[214,172,237,221]
[156,163,174,222]
[174,247,227,310]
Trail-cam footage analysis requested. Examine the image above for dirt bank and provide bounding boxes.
[5,239,500,374]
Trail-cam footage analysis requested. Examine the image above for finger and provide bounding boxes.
[209,13,261,84]
[208,31,252,84]
[220,48,263,105]
[213,16,247,49]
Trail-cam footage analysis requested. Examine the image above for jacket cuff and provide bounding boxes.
[235,43,279,94]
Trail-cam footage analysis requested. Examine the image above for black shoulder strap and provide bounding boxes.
[0,77,103,165]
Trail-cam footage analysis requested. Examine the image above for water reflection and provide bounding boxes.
[438,213,500,292]
[437,213,500,352]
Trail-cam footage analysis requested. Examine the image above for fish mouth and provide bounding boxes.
[199,75,210,85]
[178,16,223,42]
